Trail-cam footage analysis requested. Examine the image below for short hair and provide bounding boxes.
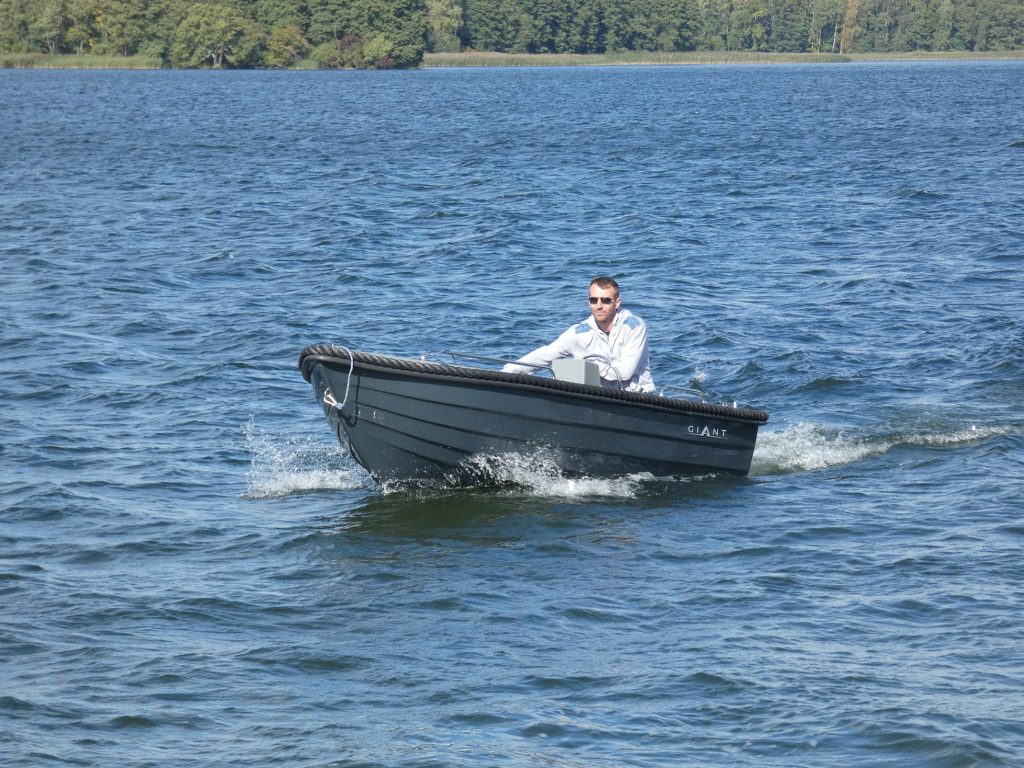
[590,276,619,294]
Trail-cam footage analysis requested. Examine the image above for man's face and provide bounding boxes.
[588,284,620,327]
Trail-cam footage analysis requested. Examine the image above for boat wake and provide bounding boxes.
[450,452,659,499]
[243,418,1014,498]
[243,419,367,498]
[244,422,679,501]
[751,420,1013,475]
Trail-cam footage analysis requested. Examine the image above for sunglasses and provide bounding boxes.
[588,296,617,305]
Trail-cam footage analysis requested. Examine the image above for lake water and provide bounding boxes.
[2,61,1023,766]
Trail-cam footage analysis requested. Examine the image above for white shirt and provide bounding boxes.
[503,308,655,392]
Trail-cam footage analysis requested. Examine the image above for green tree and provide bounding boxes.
[134,0,184,60]
[944,0,974,49]
[172,3,263,66]
[931,0,953,48]
[976,0,1024,49]
[63,0,95,53]
[30,0,66,52]
[567,0,601,52]
[463,0,519,50]
[840,0,862,51]
[252,0,309,28]
[521,0,604,53]
[0,0,32,52]
[728,0,772,49]
[856,0,892,51]
[893,0,944,50]
[769,0,812,51]
[598,0,630,51]
[700,0,731,48]
[307,0,426,66]
[806,0,843,51]
[90,0,148,55]
[426,0,462,50]
[266,21,308,64]
[658,0,701,50]
[605,0,701,51]
[0,0,70,52]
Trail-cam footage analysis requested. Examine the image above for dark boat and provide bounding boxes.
[298,344,769,485]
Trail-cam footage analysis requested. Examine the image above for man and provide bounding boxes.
[502,276,655,392]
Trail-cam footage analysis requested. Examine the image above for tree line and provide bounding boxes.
[1,0,1021,68]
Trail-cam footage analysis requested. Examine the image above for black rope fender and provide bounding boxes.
[299,344,769,424]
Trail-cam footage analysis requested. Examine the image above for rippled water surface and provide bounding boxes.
[2,62,1023,767]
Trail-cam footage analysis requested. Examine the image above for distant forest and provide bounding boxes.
[1,0,1021,68]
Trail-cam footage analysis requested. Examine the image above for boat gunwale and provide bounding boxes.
[299,344,769,425]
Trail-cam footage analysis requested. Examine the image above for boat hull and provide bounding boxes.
[299,345,768,485]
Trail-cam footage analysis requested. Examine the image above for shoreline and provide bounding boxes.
[423,50,1024,67]
[2,50,1022,71]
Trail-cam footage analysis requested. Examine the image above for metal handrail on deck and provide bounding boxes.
[658,384,707,403]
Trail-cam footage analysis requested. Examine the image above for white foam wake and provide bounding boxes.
[751,420,1012,475]
[243,418,366,498]
[751,422,878,473]
[457,452,655,499]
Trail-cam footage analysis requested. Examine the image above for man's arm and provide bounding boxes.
[610,319,649,382]
[502,327,576,374]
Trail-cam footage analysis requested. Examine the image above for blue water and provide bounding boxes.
[2,62,1023,767]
